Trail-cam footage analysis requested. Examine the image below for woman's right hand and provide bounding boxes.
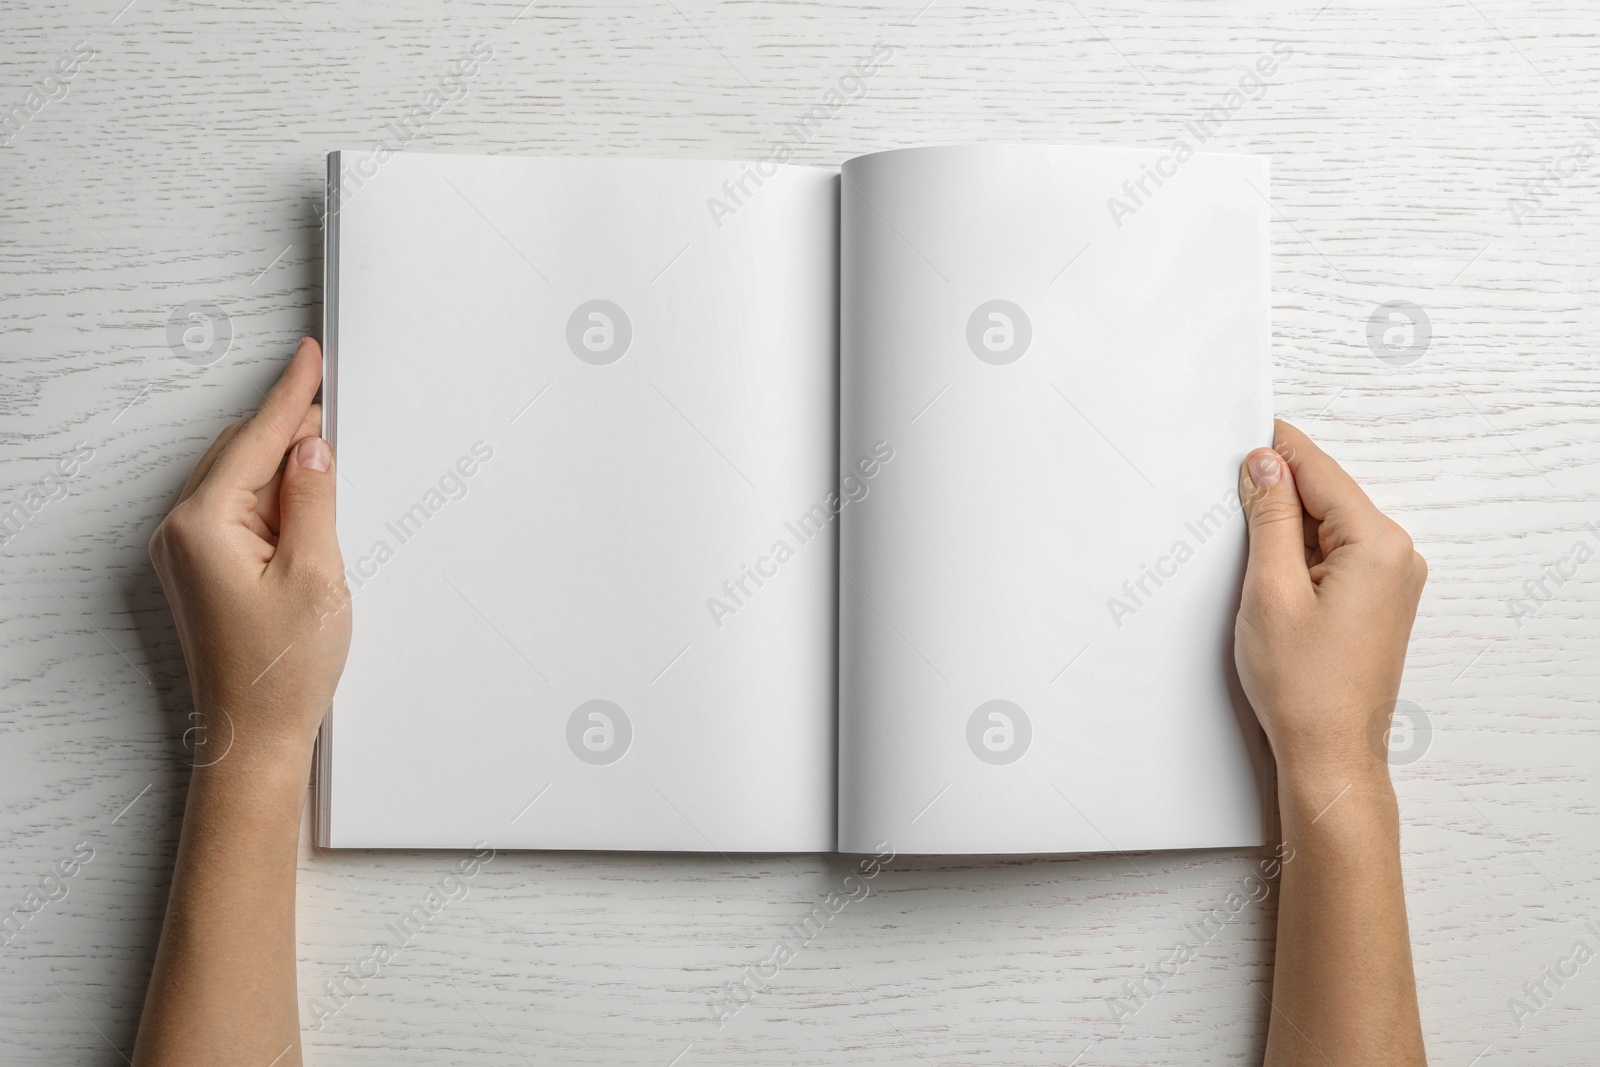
[1232,419,1428,792]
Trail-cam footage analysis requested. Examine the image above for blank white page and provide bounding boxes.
[324,152,838,851]
[838,145,1272,855]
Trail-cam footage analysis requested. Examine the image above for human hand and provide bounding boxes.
[1234,419,1427,792]
[150,337,350,765]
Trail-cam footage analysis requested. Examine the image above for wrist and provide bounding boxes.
[186,746,313,840]
[186,706,318,800]
[189,744,317,798]
[1277,752,1391,796]
[185,690,324,769]
[1270,724,1393,803]
[1277,763,1397,833]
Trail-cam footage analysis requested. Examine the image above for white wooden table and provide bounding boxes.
[4,1,1599,1063]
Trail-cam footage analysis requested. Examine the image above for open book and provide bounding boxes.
[318,144,1273,854]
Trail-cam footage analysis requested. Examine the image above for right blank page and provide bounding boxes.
[838,144,1272,855]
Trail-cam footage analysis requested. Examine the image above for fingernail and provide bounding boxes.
[296,436,330,473]
[1247,450,1282,489]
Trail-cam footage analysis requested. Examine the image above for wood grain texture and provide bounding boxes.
[3,0,1599,1063]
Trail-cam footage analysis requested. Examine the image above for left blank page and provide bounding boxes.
[322,152,839,851]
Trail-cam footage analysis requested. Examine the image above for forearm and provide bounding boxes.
[1266,768,1426,1066]
[133,741,312,1067]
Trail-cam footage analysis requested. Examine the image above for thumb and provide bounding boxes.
[1239,447,1311,594]
[274,435,342,576]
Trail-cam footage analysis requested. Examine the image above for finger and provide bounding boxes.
[256,405,324,535]
[1303,512,1324,569]
[1271,420,1385,540]
[185,404,323,510]
[208,337,324,492]
[179,420,247,502]
[271,435,342,579]
[1239,445,1313,596]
